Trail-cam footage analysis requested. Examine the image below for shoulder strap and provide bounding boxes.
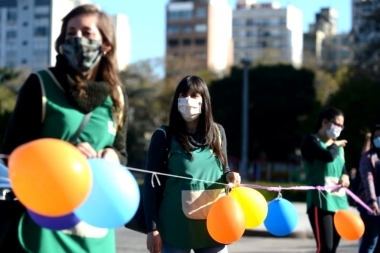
[69,112,92,144]
[116,86,125,125]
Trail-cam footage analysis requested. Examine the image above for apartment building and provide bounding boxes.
[166,0,233,72]
[233,0,303,68]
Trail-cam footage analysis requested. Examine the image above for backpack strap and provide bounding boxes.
[158,125,172,174]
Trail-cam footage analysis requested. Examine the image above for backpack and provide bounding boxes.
[124,125,172,234]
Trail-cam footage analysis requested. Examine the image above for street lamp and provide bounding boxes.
[240,57,251,182]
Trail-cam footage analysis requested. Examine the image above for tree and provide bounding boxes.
[209,64,316,161]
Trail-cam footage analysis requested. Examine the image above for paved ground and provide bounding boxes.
[116,202,361,252]
[116,228,359,253]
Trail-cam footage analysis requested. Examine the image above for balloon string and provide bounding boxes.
[126,166,373,212]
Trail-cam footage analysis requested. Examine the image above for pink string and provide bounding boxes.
[240,183,373,213]
[0,154,9,159]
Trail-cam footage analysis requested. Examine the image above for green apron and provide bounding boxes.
[304,136,348,212]
[158,134,226,249]
[18,69,117,253]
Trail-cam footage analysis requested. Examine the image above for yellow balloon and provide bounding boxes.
[230,187,268,229]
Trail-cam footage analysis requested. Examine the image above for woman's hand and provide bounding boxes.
[97,148,120,163]
[372,202,379,216]
[226,172,241,186]
[76,142,97,158]
[334,140,347,147]
[339,174,350,188]
[147,230,162,253]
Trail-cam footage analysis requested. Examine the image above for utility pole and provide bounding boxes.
[240,58,251,182]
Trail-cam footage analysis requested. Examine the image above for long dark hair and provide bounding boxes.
[169,76,226,168]
[314,107,344,133]
[55,4,124,127]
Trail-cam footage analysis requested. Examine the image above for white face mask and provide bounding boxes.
[178,97,202,122]
[326,124,342,139]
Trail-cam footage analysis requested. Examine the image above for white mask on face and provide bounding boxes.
[326,124,342,139]
[178,97,202,122]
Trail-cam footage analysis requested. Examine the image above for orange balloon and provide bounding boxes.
[8,138,92,216]
[207,195,246,244]
[334,210,365,241]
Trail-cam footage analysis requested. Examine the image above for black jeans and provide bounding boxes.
[0,200,26,253]
[358,206,380,253]
[307,206,341,253]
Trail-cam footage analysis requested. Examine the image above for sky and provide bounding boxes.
[91,0,351,64]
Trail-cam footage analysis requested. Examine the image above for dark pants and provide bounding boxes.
[307,206,341,253]
[0,200,26,253]
[358,206,380,253]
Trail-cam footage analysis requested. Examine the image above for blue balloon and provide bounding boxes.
[0,163,9,178]
[74,159,140,229]
[0,177,11,188]
[27,209,80,230]
[264,198,298,236]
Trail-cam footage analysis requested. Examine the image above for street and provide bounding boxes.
[116,227,359,253]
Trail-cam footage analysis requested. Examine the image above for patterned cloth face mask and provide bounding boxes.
[61,37,103,74]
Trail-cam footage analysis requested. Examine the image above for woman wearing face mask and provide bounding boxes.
[0,4,127,253]
[356,124,380,253]
[143,76,240,253]
[300,108,349,253]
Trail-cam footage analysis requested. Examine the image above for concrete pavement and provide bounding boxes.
[117,202,361,252]
[245,202,360,239]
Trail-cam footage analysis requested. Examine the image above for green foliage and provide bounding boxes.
[209,64,316,161]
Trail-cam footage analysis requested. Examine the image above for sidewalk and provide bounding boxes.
[244,202,359,239]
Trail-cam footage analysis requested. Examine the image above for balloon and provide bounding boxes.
[207,195,246,244]
[264,198,298,236]
[8,138,92,216]
[27,209,80,230]
[334,210,364,241]
[0,163,9,178]
[230,187,268,228]
[74,159,140,229]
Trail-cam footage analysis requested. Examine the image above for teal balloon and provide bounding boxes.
[74,159,140,229]
[264,198,298,236]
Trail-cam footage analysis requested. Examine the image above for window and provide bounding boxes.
[246,19,255,26]
[34,26,49,37]
[35,13,50,19]
[246,31,256,37]
[195,38,206,45]
[168,39,179,47]
[182,38,191,46]
[23,22,28,27]
[7,9,17,24]
[168,10,192,20]
[341,37,350,45]
[23,41,28,46]
[195,24,207,32]
[195,8,207,18]
[23,6,28,10]
[6,31,17,39]
[167,25,180,34]
[22,59,27,64]
[183,25,192,33]
[341,50,350,58]
[233,19,244,27]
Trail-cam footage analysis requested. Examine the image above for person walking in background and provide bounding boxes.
[356,124,380,253]
[143,76,240,253]
[0,4,128,253]
[301,108,349,253]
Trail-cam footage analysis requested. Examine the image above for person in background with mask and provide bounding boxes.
[300,108,349,253]
[143,76,240,253]
[0,4,127,252]
[356,124,380,253]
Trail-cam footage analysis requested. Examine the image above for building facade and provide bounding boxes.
[233,0,303,68]
[0,0,130,72]
[110,13,131,71]
[165,0,233,72]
